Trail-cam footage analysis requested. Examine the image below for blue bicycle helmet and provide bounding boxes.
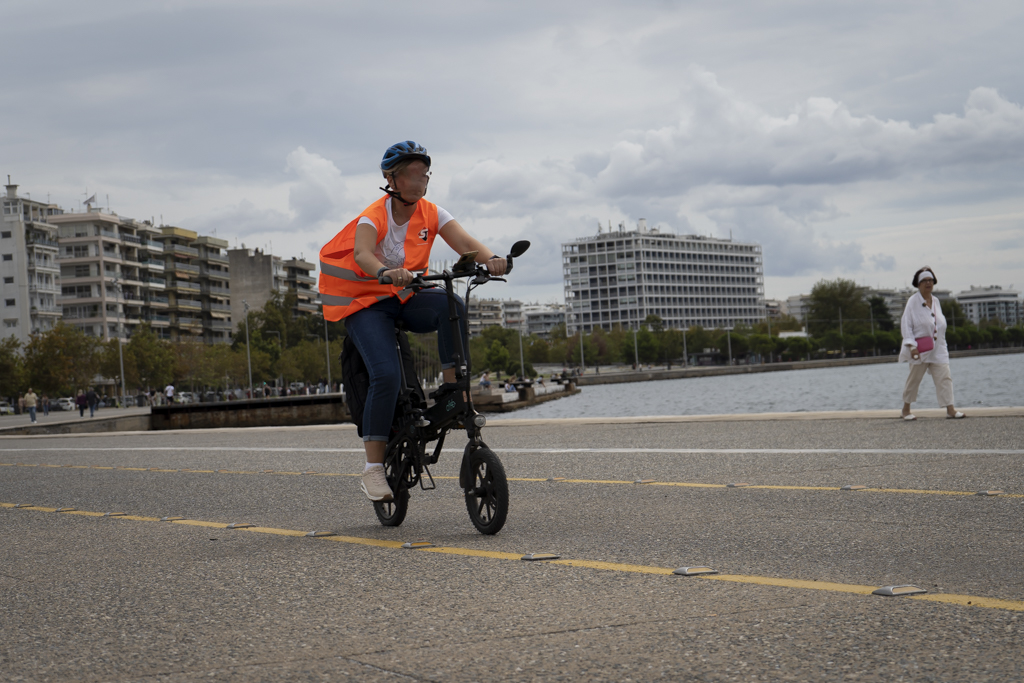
[380,141,431,175]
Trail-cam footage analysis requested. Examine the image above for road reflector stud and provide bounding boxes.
[841,485,868,491]
[674,566,718,576]
[55,507,77,512]
[873,585,927,597]
[521,553,560,561]
[14,503,33,508]
[263,470,275,473]
[634,479,656,484]
[160,516,185,522]
[305,530,336,537]
[546,477,566,482]
[103,512,126,517]
[402,541,435,549]
[727,483,751,488]
[976,490,1004,496]
[301,471,318,475]
[217,469,230,473]
[227,522,254,529]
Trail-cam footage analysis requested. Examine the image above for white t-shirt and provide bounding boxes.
[165,385,174,398]
[358,201,454,270]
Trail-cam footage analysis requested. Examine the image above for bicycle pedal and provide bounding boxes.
[415,418,430,428]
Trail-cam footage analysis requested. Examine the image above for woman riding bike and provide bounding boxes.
[319,141,508,502]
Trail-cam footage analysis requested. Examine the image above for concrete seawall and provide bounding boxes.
[574,346,1024,387]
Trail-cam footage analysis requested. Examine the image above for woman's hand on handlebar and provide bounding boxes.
[382,267,416,287]
[486,256,508,277]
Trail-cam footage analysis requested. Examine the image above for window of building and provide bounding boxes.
[5,299,15,306]
[1,231,10,238]
[2,254,12,261]
[75,265,91,277]
[3,277,12,284]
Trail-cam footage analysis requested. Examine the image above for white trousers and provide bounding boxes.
[903,362,954,407]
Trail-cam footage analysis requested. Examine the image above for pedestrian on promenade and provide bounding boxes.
[42,394,50,417]
[164,383,174,404]
[479,371,491,389]
[899,266,965,420]
[24,388,38,423]
[75,390,87,417]
[17,394,24,415]
[86,387,98,418]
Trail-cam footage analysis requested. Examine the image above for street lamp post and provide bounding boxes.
[518,318,525,380]
[112,277,127,408]
[633,327,639,369]
[726,327,733,365]
[242,300,253,399]
[682,326,688,368]
[323,315,332,392]
[578,326,585,372]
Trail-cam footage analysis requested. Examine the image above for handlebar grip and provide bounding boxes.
[379,275,393,285]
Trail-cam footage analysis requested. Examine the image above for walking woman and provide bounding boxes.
[899,266,965,420]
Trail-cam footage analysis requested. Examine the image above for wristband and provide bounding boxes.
[488,255,500,260]
[377,267,387,279]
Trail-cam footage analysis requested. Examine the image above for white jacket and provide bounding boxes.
[899,291,949,364]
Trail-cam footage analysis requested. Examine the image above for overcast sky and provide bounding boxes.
[4,1,1023,305]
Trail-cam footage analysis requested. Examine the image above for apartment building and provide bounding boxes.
[1,181,62,344]
[157,227,232,344]
[563,220,765,334]
[523,303,566,338]
[50,208,167,341]
[227,247,289,327]
[283,257,319,318]
[955,286,1022,326]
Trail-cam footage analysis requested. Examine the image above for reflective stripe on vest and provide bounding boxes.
[318,196,440,321]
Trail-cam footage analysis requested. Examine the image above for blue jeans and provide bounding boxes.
[345,290,467,442]
[29,407,36,422]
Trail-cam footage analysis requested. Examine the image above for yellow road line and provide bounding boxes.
[3,462,1020,499]
[3,501,1023,612]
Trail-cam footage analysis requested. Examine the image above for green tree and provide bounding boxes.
[524,335,550,364]
[0,336,24,397]
[24,323,101,396]
[635,328,658,364]
[875,330,899,354]
[808,279,869,336]
[660,329,685,365]
[127,325,176,390]
[644,314,664,332]
[941,299,968,330]
[821,329,846,353]
[277,340,328,384]
[485,340,511,373]
[867,296,895,331]
[785,337,812,361]
[747,333,774,362]
[853,332,876,356]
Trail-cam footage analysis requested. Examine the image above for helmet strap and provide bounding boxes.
[379,185,418,207]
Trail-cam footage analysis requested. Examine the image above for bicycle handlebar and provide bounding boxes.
[378,242,529,286]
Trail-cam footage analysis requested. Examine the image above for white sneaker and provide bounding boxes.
[360,467,394,502]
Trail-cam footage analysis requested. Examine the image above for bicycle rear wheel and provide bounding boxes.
[464,447,508,535]
[373,457,409,527]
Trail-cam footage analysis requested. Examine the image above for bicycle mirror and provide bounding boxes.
[509,241,531,258]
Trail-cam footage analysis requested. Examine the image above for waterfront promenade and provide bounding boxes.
[2,410,1023,680]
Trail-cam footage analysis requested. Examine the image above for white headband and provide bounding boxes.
[918,270,935,282]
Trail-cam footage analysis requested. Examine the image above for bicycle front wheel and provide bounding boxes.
[464,447,508,535]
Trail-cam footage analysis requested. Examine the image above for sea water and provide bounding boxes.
[494,354,1024,419]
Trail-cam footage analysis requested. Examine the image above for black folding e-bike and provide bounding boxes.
[366,240,530,535]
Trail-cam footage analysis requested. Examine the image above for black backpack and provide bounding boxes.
[340,331,425,438]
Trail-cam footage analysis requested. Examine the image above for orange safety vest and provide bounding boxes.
[319,196,441,321]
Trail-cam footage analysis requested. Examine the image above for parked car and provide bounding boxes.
[0,401,14,415]
[57,397,76,411]
[177,391,195,404]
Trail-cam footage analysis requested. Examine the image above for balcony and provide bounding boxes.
[28,237,59,248]
[203,284,230,296]
[31,305,62,315]
[175,298,203,310]
[145,277,167,289]
[205,252,229,264]
[209,319,233,331]
[100,229,119,240]
[173,281,201,294]
[296,301,319,313]
[144,314,171,324]
[147,296,170,306]
[174,262,201,276]
[145,260,165,270]
[201,266,230,280]
[292,273,317,285]
[206,302,232,313]
[140,241,163,253]
[176,317,202,327]
[169,244,199,257]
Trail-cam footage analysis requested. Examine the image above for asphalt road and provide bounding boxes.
[2,414,1023,681]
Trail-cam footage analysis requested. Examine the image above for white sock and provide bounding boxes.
[364,462,383,473]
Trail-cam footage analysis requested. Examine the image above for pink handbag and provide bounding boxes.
[915,336,934,353]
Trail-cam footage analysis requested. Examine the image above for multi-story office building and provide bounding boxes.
[523,303,566,338]
[155,227,232,343]
[955,286,1021,326]
[465,298,524,336]
[50,208,167,341]
[563,220,765,334]
[1,181,62,343]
